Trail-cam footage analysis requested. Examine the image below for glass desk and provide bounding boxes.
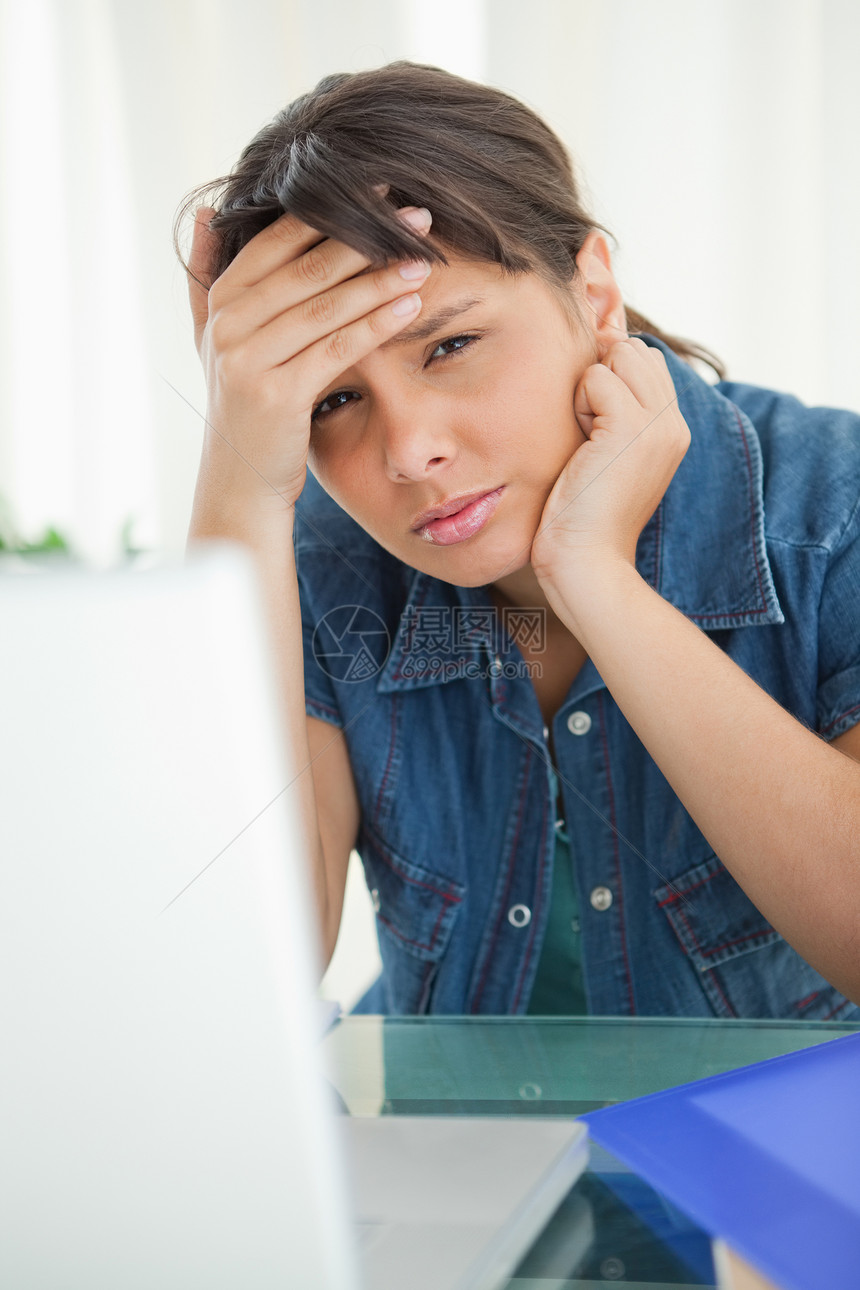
[323,1016,860,1288]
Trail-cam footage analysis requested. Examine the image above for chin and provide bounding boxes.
[414,533,535,590]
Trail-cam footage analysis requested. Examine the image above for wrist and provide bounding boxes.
[200,430,305,500]
[188,466,298,549]
[537,556,643,642]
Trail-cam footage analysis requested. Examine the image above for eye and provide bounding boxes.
[311,333,481,424]
[428,333,479,362]
[311,389,359,422]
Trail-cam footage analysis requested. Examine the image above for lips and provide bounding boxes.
[411,488,502,531]
[412,487,505,546]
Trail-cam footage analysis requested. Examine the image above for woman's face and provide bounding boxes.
[307,250,601,589]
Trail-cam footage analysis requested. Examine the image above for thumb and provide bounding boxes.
[187,206,219,348]
[574,361,624,439]
[573,362,601,438]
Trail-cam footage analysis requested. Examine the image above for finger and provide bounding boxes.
[222,219,431,342]
[574,362,636,435]
[217,210,329,296]
[280,291,426,420]
[601,338,671,409]
[215,203,432,300]
[223,236,385,339]
[245,257,432,373]
[211,205,433,344]
[573,367,597,435]
[187,206,218,338]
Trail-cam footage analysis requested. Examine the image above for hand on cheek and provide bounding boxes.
[530,338,691,586]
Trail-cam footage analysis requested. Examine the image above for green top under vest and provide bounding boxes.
[526,759,588,1015]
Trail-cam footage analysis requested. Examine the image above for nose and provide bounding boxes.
[376,395,459,482]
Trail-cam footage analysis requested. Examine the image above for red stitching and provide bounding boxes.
[654,495,663,588]
[306,697,340,720]
[597,692,636,1015]
[697,928,774,958]
[391,579,429,680]
[685,410,772,621]
[470,747,532,1012]
[736,409,770,613]
[511,770,549,1013]
[427,901,448,952]
[417,958,436,1012]
[657,869,722,907]
[376,906,450,954]
[373,697,399,826]
[370,842,462,903]
[795,990,820,1011]
[823,996,853,1021]
[377,912,426,950]
[658,871,775,961]
[672,905,736,1017]
[821,704,860,737]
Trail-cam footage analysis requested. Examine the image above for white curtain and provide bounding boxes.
[0,0,487,560]
[1,0,858,561]
[489,0,860,411]
[0,0,151,560]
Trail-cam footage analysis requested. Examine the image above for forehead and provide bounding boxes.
[411,248,513,296]
[378,253,506,350]
[355,246,504,288]
[389,249,561,323]
[335,252,575,387]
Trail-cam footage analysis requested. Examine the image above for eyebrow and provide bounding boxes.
[379,296,487,349]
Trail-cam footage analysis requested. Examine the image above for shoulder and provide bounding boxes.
[293,469,414,617]
[293,469,375,556]
[717,379,860,552]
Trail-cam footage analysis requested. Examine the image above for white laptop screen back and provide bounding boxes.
[0,545,358,1288]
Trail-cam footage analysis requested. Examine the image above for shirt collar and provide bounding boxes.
[641,335,783,630]
[377,333,784,695]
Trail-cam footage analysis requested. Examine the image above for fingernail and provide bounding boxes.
[399,259,431,281]
[397,206,432,232]
[392,293,421,316]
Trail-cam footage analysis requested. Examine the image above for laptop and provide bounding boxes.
[0,542,588,1289]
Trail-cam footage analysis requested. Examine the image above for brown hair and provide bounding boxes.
[176,60,725,379]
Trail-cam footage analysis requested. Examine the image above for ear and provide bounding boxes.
[573,230,628,355]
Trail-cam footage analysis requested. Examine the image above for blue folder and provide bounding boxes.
[581,1031,860,1290]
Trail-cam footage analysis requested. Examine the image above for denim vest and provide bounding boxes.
[294,336,860,1021]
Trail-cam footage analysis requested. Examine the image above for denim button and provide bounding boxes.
[370,888,381,913]
[567,710,592,736]
[507,903,531,928]
[589,886,613,912]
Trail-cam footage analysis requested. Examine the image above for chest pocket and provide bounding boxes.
[654,854,858,1022]
[357,819,466,1014]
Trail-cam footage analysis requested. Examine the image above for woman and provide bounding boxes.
[180,61,860,1020]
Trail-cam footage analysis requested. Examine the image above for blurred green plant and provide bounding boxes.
[0,495,144,558]
[0,495,73,555]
